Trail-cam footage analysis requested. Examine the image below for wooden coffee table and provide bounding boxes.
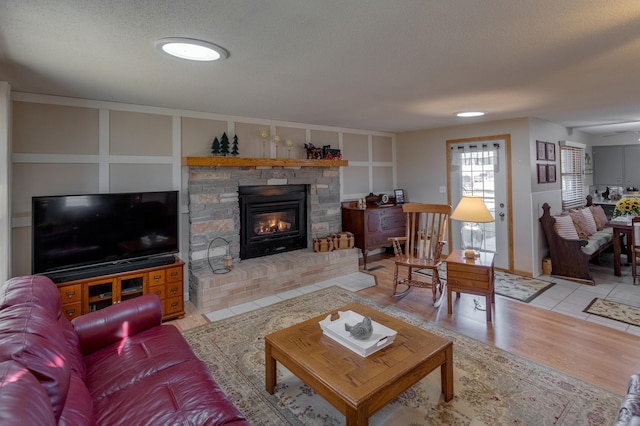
[264,302,453,426]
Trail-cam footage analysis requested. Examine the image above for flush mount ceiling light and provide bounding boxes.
[156,37,228,61]
[456,111,486,118]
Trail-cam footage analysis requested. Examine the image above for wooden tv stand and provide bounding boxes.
[55,257,185,322]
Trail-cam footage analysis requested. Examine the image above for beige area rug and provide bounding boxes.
[182,286,620,425]
[584,298,640,327]
[415,263,555,303]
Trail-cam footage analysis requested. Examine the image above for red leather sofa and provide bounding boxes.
[0,275,249,425]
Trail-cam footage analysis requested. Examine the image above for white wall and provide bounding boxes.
[0,82,10,281]
[396,117,590,277]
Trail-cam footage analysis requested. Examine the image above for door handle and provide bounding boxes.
[499,212,505,218]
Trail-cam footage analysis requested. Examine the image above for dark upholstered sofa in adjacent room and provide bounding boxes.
[0,275,249,425]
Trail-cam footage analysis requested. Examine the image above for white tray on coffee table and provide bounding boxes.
[319,310,397,357]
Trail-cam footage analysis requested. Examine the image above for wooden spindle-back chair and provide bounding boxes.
[389,203,451,306]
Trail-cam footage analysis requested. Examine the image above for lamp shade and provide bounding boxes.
[450,196,494,223]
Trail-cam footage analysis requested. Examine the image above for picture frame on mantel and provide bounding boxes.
[537,164,547,183]
[536,140,547,160]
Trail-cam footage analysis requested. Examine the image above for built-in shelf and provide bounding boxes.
[183,157,348,168]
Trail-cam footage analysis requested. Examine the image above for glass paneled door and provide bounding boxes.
[447,136,512,271]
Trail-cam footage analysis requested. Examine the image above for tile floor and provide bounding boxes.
[205,253,640,337]
[530,252,640,336]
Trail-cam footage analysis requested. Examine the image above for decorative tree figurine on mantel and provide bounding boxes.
[220,132,230,156]
[231,135,239,156]
[211,137,220,155]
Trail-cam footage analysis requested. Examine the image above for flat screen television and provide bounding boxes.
[32,191,179,278]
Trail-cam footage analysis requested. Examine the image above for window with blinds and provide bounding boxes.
[561,146,584,210]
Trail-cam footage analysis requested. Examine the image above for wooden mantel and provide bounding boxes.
[183,157,348,167]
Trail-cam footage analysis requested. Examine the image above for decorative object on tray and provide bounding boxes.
[627,187,639,195]
[613,198,640,218]
[319,310,397,357]
[603,186,610,200]
[273,135,280,157]
[344,316,373,340]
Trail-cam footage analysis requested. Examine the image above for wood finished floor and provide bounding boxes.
[168,253,640,395]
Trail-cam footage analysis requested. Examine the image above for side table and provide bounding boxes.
[446,250,495,322]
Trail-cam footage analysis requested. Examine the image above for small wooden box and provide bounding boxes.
[313,237,334,252]
[331,232,355,250]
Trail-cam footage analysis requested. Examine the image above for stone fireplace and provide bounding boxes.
[185,158,358,314]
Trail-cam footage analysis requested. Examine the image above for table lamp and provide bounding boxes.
[450,195,494,259]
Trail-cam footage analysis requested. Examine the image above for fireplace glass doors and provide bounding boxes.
[239,185,307,259]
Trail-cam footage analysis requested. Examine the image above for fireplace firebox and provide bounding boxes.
[239,185,307,259]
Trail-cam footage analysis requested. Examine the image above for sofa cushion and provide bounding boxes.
[58,314,86,380]
[57,372,95,426]
[84,324,200,400]
[0,360,57,426]
[553,214,579,239]
[581,227,613,256]
[0,275,61,314]
[568,210,589,239]
[0,303,71,421]
[578,207,598,235]
[93,358,248,426]
[590,205,609,231]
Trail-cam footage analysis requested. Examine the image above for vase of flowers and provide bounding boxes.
[613,197,640,217]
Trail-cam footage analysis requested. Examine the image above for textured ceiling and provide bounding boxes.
[1,1,640,134]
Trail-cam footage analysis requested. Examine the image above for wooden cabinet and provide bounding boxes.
[446,250,495,321]
[56,257,185,321]
[58,284,82,320]
[341,202,405,269]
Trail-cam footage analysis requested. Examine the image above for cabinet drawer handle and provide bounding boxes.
[153,275,161,282]
[171,302,179,309]
[65,291,76,299]
[170,272,178,279]
[65,309,76,317]
[170,288,177,294]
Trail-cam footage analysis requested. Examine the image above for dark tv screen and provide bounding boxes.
[32,191,179,275]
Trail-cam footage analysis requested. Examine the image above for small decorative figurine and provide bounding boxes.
[231,135,239,156]
[220,132,230,156]
[345,316,373,340]
[211,136,220,155]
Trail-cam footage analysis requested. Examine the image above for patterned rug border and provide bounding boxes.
[414,263,556,303]
[584,297,640,327]
[183,286,621,425]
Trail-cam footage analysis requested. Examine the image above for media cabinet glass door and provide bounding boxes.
[85,272,147,313]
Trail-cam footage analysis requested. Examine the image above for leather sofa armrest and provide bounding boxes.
[72,294,163,355]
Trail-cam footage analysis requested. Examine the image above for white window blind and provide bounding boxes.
[561,146,584,210]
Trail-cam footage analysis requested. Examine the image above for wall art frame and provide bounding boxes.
[536,140,547,160]
[547,164,556,182]
[537,164,547,183]
[546,142,556,161]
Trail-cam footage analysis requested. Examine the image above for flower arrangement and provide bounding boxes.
[613,197,640,217]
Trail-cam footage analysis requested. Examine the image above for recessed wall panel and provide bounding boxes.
[12,163,99,213]
[182,117,228,157]
[372,136,393,162]
[343,133,368,161]
[110,111,172,156]
[275,126,306,159]
[343,166,369,194]
[372,166,393,193]
[234,122,265,158]
[12,101,99,154]
[310,130,338,150]
[11,227,31,277]
[109,164,173,193]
